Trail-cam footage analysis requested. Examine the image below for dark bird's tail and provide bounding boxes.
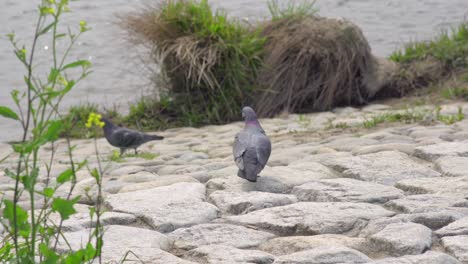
[144,134,164,141]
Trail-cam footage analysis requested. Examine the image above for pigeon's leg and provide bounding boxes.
[120,148,125,157]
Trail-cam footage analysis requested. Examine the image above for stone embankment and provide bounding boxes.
[1,103,468,263]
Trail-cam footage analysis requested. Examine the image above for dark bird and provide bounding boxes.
[101,117,164,156]
[233,106,272,182]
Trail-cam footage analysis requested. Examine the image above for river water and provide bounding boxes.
[1,0,468,142]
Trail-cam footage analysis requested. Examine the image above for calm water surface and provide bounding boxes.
[1,0,468,142]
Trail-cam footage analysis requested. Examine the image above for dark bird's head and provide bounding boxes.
[100,117,114,130]
[242,106,257,122]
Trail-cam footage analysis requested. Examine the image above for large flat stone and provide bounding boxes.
[292,178,403,203]
[106,182,219,232]
[369,222,432,256]
[57,225,173,262]
[441,235,468,263]
[259,235,367,256]
[227,202,394,236]
[323,137,379,152]
[209,191,297,215]
[119,175,198,192]
[169,223,275,250]
[396,176,468,195]
[436,217,468,237]
[385,194,468,213]
[435,156,468,177]
[186,245,275,264]
[373,251,461,264]
[256,164,338,193]
[414,141,468,161]
[325,151,440,185]
[273,246,371,264]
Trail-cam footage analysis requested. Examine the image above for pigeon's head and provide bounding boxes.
[242,106,257,122]
[100,117,113,129]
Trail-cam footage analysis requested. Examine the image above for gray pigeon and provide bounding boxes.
[102,117,164,155]
[233,106,271,182]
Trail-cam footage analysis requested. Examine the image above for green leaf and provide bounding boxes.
[0,242,13,262]
[89,168,100,182]
[62,60,91,70]
[20,167,38,193]
[57,168,73,184]
[44,120,64,141]
[52,196,80,220]
[39,21,57,35]
[0,106,19,120]
[48,68,60,83]
[43,187,55,198]
[2,200,30,238]
[39,243,60,264]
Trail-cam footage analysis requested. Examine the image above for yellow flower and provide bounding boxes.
[86,112,104,129]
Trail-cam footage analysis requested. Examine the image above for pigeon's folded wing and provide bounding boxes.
[255,134,271,168]
[233,131,249,170]
[111,128,144,148]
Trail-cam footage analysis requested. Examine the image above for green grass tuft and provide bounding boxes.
[268,0,317,21]
[390,23,468,67]
[109,150,159,163]
[441,87,468,100]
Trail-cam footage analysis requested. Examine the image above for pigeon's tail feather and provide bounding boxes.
[237,169,257,182]
[144,134,164,141]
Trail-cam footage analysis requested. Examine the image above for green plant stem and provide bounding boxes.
[12,13,43,262]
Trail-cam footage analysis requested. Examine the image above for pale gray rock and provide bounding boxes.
[118,248,196,264]
[256,165,337,194]
[406,209,468,229]
[227,202,394,236]
[385,194,468,213]
[409,128,454,139]
[259,235,367,256]
[292,152,353,168]
[373,251,461,264]
[108,165,145,177]
[352,143,416,155]
[119,171,160,183]
[414,141,468,161]
[169,223,275,250]
[186,245,275,264]
[209,191,297,215]
[206,176,257,194]
[441,235,468,263]
[103,180,127,194]
[273,246,371,264]
[106,182,219,232]
[436,217,468,237]
[49,211,137,232]
[293,178,403,203]
[326,151,440,185]
[57,225,172,262]
[396,176,468,195]
[178,151,210,162]
[323,137,379,152]
[435,156,468,177]
[119,175,198,192]
[157,164,206,175]
[369,222,432,256]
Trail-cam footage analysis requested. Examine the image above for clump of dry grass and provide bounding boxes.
[255,16,375,117]
[120,0,385,126]
[121,0,265,124]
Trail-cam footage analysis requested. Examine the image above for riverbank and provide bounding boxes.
[2,0,468,142]
[1,101,468,262]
